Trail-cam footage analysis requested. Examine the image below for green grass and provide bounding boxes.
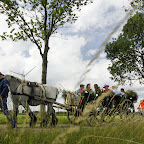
[0,113,70,125]
[0,119,144,144]
[0,113,144,144]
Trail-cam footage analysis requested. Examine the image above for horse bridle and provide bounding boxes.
[9,76,24,95]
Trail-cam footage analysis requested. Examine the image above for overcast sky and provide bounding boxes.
[0,0,143,111]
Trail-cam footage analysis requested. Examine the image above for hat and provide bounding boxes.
[103,84,109,88]
[0,72,4,76]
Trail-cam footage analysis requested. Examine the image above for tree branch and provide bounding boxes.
[1,2,43,57]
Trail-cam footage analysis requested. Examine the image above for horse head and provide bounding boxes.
[5,75,21,93]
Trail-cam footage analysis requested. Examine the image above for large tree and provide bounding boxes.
[105,12,144,85]
[0,0,92,115]
[128,0,144,12]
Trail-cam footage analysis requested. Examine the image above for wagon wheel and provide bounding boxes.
[120,99,135,120]
[101,106,118,123]
[67,106,83,124]
[86,100,117,126]
[86,98,118,126]
[96,97,119,123]
[98,98,120,123]
[86,101,105,126]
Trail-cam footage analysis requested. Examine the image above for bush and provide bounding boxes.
[125,90,138,103]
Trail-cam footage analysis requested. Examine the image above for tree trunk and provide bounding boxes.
[40,39,49,117]
[40,55,47,117]
[42,53,48,84]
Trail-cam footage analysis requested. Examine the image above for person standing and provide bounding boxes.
[76,84,85,96]
[137,100,144,115]
[121,88,126,96]
[94,84,102,97]
[0,72,15,128]
[86,83,92,91]
[102,84,113,107]
[111,86,124,95]
[103,84,111,93]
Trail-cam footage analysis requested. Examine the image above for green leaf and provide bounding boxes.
[105,12,144,85]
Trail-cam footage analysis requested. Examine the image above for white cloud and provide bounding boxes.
[87,49,106,60]
[73,0,130,32]
[87,49,97,56]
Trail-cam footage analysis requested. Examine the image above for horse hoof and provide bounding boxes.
[56,118,58,125]
[50,123,56,127]
[40,122,47,128]
[30,122,36,128]
[11,119,16,128]
[51,120,58,126]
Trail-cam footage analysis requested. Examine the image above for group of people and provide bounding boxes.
[76,83,126,98]
[76,83,144,115]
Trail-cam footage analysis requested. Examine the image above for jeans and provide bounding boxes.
[0,97,15,128]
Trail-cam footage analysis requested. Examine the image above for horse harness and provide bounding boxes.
[11,80,46,99]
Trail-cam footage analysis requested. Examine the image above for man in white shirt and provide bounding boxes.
[112,86,124,95]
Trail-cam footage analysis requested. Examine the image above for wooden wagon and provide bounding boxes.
[53,89,138,126]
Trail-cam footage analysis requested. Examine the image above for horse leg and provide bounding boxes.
[40,103,51,127]
[21,101,37,127]
[29,112,37,127]
[13,103,19,128]
[40,113,49,127]
[51,108,58,126]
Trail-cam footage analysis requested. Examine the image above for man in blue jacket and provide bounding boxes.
[0,72,15,128]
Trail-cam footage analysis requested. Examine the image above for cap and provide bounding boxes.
[0,72,4,76]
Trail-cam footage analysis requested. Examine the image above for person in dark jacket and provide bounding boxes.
[0,72,15,128]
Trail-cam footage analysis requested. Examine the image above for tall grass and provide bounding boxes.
[0,116,144,144]
[0,113,70,125]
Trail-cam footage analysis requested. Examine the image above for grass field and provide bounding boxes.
[0,113,70,125]
[0,113,144,144]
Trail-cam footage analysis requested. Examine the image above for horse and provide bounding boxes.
[5,75,59,128]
